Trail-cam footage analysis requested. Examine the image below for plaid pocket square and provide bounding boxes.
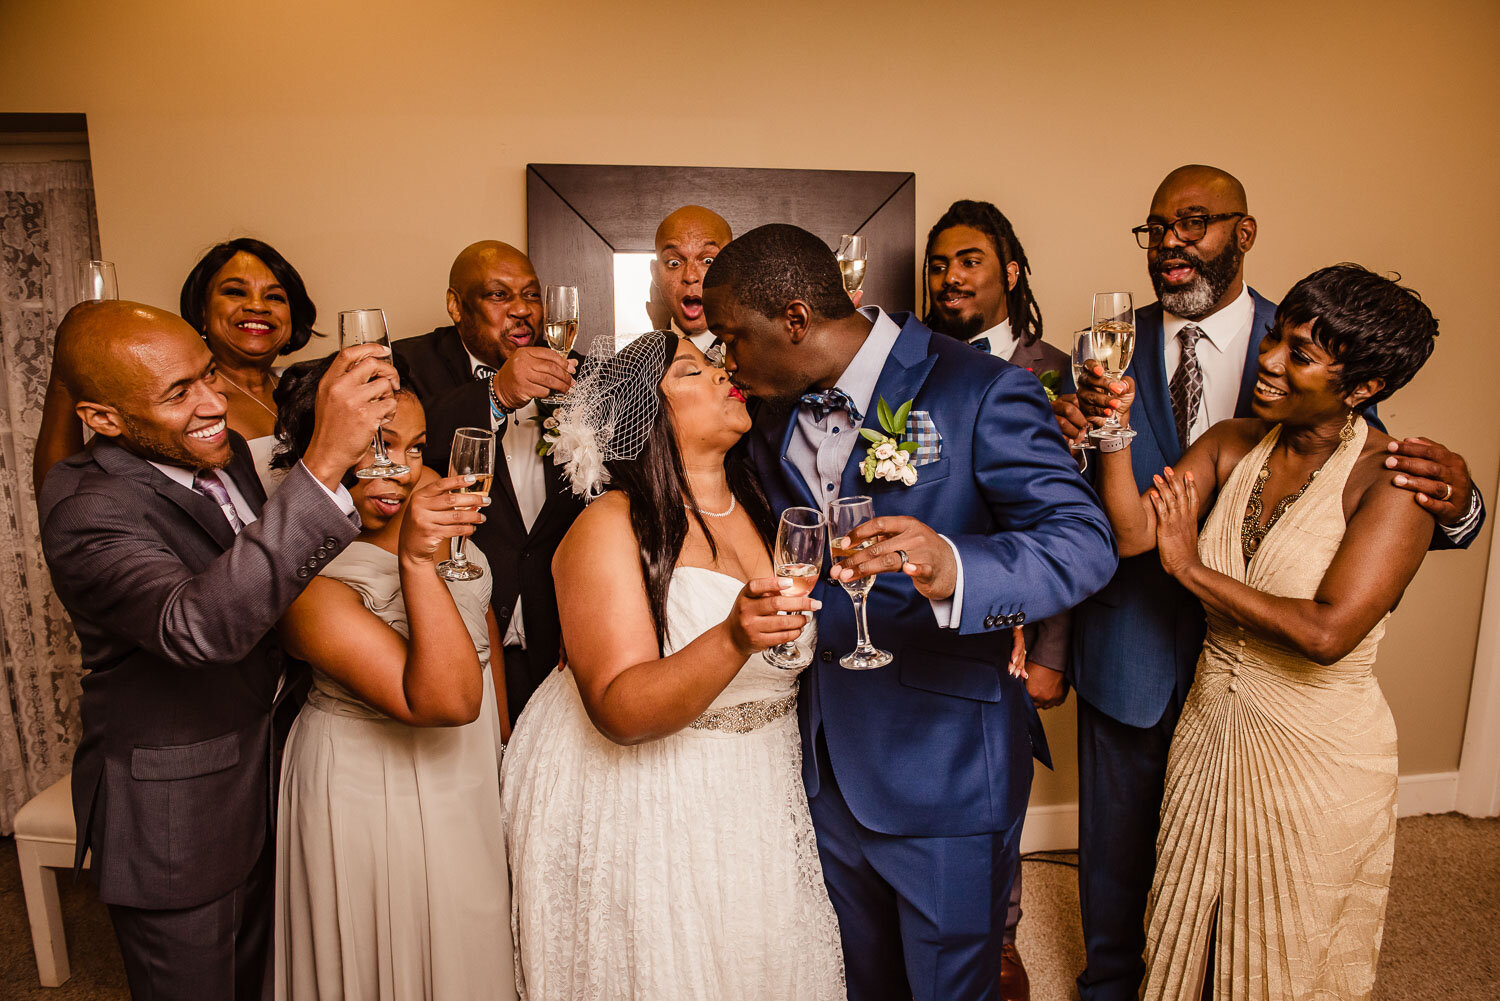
[906,410,942,466]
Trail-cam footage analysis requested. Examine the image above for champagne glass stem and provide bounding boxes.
[851,592,875,653]
[450,533,470,567]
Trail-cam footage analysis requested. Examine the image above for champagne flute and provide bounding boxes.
[339,308,410,479]
[437,428,495,582]
[829,495,893,671]
[766,507,826,670]
[1069,329,1098,451]
[836,234,867,295]
[543,285,579,402]
[1087,292,1137,442]
[76,260,118,303]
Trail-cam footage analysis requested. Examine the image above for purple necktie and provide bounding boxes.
[193,469,244,533]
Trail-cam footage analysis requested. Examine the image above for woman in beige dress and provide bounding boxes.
[1090,265,1442,1000]
[269,355,514,1000]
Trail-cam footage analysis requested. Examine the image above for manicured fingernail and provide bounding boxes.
[480,496,492,505]
[479,514,486,522]
[1394,475,1407,486]
[464,474,476,483]
[779,579,795,591]
[810,600,823,611]
[1417,494,1429,502]
[1385,457,1397,467]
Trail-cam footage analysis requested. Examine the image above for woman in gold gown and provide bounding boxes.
[1091,264,1442,1000]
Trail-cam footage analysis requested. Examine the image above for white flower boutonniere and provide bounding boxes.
[859,396,920,486]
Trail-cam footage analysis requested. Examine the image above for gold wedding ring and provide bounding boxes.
[1442,482,1453,501]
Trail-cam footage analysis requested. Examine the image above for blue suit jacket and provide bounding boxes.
[1070,288,1487,728]
[751,313,1118,838]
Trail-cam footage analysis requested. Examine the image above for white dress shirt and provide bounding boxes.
[786,306,964,628]
[969,317,1018,362]
[149,459,356,528]
[489,396,547,648]
[1162,285,1255,445]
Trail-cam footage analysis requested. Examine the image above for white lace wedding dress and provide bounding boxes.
[500,566,846,1000]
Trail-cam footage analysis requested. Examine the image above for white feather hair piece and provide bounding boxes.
[552,332,671,500]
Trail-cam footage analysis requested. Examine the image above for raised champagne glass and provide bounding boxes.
[339,308,410,478]
[1070,328,1098,451]
[543,284,579,402]
[766,506,826,670]
[1087,292,1137,442]
[836,234,867,296]
[76,260,118,303]
[437,427,495,582]
[829,495,893,671]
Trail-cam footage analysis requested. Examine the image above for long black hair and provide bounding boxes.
[921,199,1044,346]
[180,237,319,355]
[604,332,777,653]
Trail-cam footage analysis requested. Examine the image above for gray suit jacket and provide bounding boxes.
[39,433,359,909]
[1006,336,1073,674]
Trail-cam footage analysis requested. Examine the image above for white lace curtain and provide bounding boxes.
[0,160,97,833]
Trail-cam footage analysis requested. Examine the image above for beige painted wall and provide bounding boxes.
[4,0,1496,806]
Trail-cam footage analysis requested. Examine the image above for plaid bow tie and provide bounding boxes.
[799,387,862,423]
[969,337,991,354]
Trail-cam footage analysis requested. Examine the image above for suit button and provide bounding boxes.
[324,537,338,547]
[983,615,995,628]
[296,567,311,579]
[820,649,834,663]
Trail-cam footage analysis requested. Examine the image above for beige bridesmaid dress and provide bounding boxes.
[274,542,515,1001]
[1143,418,1398,1001]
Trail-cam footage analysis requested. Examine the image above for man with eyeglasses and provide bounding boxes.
[1057,163,1486,1001]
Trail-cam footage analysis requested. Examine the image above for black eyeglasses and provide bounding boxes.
[1132,213,1246,249]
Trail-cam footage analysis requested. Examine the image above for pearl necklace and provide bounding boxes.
[685,494,737,518]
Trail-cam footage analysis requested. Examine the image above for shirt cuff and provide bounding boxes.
[1441,487,1483,541]
[928,534,964,629]
[301,461,357,516]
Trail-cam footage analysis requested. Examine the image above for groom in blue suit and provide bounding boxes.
[704,224,1117,1001]
[1060,165,1488,1001]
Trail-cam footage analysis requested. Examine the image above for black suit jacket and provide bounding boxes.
[39,434,359,909]
[393,324,473,406]
[425,381,585,719]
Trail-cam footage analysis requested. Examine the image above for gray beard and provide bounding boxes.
[1153,243,1244,321]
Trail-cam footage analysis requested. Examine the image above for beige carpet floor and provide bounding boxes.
[2,814,1496,999]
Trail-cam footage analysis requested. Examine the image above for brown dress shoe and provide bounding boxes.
[1000,942,1031,1001]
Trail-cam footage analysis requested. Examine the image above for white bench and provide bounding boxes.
[13,775,84,987]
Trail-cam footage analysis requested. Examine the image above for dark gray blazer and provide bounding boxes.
[1006,336,1073,674]
[39,434,359,910]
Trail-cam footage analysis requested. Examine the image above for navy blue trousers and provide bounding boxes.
[1074,692,1186,1001]
[810,732,1026,1001]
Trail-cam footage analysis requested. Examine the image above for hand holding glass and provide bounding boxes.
[829,495,893,670]
[836,235,867,295]
[339,309,410,479]
[437,428,495,582]
[1087,292,1136,442]
[766,507,826,670]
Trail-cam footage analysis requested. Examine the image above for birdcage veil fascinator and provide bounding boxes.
[551,332,671,500]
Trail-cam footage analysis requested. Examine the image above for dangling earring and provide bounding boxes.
[1339,409,1356,443]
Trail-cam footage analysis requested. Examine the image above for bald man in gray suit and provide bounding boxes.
[39,302,406,1001]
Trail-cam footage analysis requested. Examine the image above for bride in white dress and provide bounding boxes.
[501,332,845,1000]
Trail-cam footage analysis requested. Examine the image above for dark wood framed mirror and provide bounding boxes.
[526,163,915,351]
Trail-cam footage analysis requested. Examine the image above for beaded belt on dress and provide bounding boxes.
[687,692,797,734]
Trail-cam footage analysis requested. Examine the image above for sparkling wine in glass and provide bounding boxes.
[1088,292,1137,442]
[829,495,893,671]
[437,427,495,582]
[339,308,410,479]
[836,234,867,295]
[543,285,579,402]
[76,260,118,303]
[766,507,826,671]
[1069,329,1098,451]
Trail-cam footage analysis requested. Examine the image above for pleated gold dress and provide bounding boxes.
[1142,418,1398,1001]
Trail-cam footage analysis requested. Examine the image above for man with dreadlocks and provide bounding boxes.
[924,198,1070,1001]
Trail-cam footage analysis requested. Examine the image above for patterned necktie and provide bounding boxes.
[1169,324,1206,451]
[193,469,244,533]
[798,388,863,423]
[473,364,496,381]
[704,338,726,368]
[970,337,992,354]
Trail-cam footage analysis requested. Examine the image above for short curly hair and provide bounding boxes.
[1275,264,1438,409]
[269,351,414,473]
[180,237,319,355]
